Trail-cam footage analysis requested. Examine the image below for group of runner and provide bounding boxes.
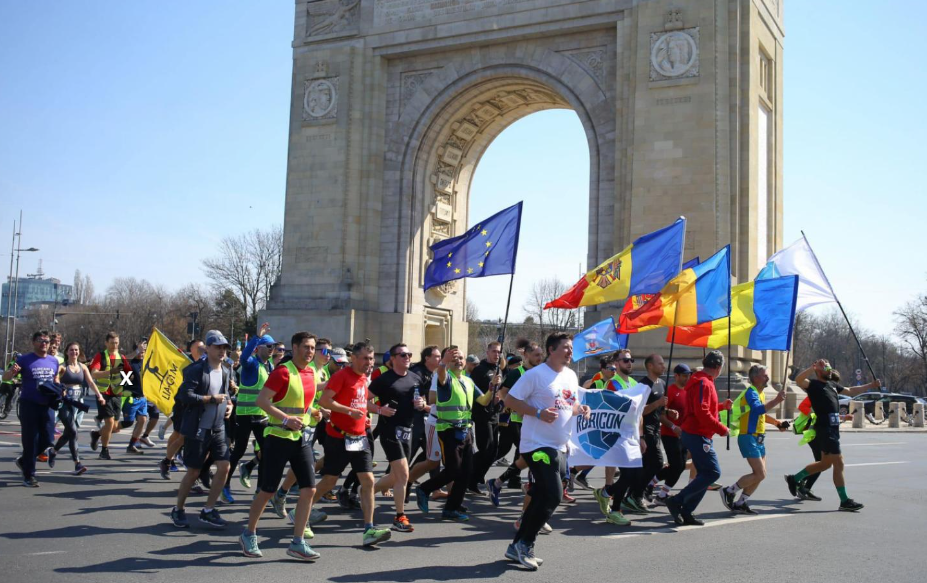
[4,324,881,569]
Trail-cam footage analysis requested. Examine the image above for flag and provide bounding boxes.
[617,245,731,334]
[668,275,799,350]
[569,384,651,467]
[545,218,685,309]
[142,328,193,415]
[757,236,836,312]
[572,317,628,362]
[618,256,701,325]
[424,202,522,290]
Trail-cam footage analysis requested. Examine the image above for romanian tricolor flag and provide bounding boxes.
[667,275,799,350]
[544,218,685,310]
[617,246,731,334]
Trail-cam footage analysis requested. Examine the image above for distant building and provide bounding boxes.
[1,275,73,318]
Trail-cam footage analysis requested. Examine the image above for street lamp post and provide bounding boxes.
[3,211,39,368]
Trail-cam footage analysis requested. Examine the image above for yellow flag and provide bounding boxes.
[142,328,193,415]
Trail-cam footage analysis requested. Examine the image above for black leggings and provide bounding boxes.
[496,421,521,462]
[804,439,823,489]
[634,434,664,498]
[470,419,498,487]
[515,448,563,545]
[658,434,687,488]
[605,466,642,509]
[227,414,267,487]
[54,403,80,463]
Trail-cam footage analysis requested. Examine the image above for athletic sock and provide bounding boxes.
[735,493,750,506]
[292,536,303,545]
[364,522,375,531]
[794,469,810,483]
[578,468,592,480]
[277,487,287,498]
[836,486,849,502]
[649,476,659,487]
[203,506,214,513]
[725,481,741,494]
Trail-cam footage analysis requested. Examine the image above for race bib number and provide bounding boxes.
[756,434,765,445]
[302,426,315,445]
[828,412,840,427]
[395,426,412,442]
[345,434,367,452]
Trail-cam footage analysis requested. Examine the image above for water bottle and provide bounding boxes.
[413,387,422,410]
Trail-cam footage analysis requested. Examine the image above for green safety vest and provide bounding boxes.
[592,378,607,389]
[610,375,638,391]
[237,358,270,417]
[509,366,526,423]
[264,361,312,441]
[719,386,763,438]
[97,350,127,395]
[435,370,475,432]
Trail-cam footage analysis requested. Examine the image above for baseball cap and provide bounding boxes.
[256,334,275,346]
[466,354,479,364]
[205,330,230,347]
[330,347,348,364]
[673,363,692,374]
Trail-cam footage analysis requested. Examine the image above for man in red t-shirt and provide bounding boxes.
[653,363,691,504]
[240,331,320,561]
[665,352,731,526]
[312,340,391,547]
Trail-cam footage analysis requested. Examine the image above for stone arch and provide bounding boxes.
[380,47,616,345]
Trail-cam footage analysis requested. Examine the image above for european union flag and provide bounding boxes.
[572,317,628,362]
[424,202,523,290]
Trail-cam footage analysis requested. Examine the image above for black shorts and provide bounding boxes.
[146,401,160,420]
[182,428,230,469]
[322,433,373,476]
[259,434,317,493]
[379,425,412,463]
[97,394,122,420]
[812,426,841,455]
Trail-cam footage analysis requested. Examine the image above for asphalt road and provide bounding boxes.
[1,419,925,582]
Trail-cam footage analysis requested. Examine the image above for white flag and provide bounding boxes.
[758,237,836,312]
[568,384,651,468]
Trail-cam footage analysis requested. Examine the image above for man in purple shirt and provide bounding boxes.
[3,330,60,487]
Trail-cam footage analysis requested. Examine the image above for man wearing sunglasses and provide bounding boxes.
[368,343,423,532]
[582,355,617,389]
[272,343,287,367]
[4,330,60,487]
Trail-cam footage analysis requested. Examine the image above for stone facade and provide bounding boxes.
[262,0,785,380]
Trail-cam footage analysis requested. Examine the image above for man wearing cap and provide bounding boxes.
[169,330,234,529]
[653,363,691,505]
[465,355,479,377]
[226,323,275,496]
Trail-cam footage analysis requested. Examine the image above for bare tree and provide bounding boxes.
[201,226,283,320]
[465,298,480,322]
[895,294,927,388]
[73,269,83,304]
[523,277,579,335]
[82,273,95,305]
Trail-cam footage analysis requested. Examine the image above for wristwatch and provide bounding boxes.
[535,409,542,419]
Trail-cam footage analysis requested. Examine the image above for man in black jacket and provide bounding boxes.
[468,341,503,494]
[169,330,234,529]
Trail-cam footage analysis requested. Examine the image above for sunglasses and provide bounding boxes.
[275,348,286,353]
[319,348,330,356]
[393,352,413,358]
[620,358,634,363]
[36,339,50,344]
[606,366,617,372]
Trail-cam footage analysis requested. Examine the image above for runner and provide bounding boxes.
[582,355,617,389]
[664,350,731,526]
[407,345,440,484]
[88,331,133,460]
[720,364,787,514]
[628,353,668,513]
[4,330,59,487]
[239,331,320,561]
[784,359,881,511]
[653,363,690,505]
[312,340,391,547]
[53,342,104,475]
[502,332,590,570]
[122,338,150,454]
[158,339,205,478]
[469,342,504,495]
[169,330,234,529]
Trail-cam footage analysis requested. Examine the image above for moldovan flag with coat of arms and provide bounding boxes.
[545,218,686,309]
[142,328,193,415]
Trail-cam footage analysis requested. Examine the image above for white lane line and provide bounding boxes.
[842,442,906,446]
[604,513,793,539]
[27,551,67,556]
[845,461,910,467]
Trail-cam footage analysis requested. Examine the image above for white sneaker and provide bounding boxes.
[139,436,156,447]
[157,423,167,440]
[540,522,553,534]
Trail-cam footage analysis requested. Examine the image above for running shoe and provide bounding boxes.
[73,463,87,476]
[733,502,758,515]
[562,490,577,504]
[665,496,684,526]
[392,513,414,532]
[494,457,510,467]
[839,499,864,512]
[784,474,798,497]
[513,540,539,571]
[199,508,228,528]
[221,487,235,504]
[239,463,253,490]
[486,478,502,507]
[539,522,553,534]
[681,513,704,526]
[287,539,320,561]
[652,493,668,506]
[159,459,171,480]
[574,474,591,490]
[139,436,156,448]
[271,490,288,518]
[337,489,353,510]
[175,452,184,466]
[620,496,647,515]
[593,488,612,517]
[170,507,189,528]
[99,448,111,460]
[286,509,315,538]
[606,510,631,526]
[372,460,378,468]
[801,489,822,502]
[362,526,391,547]
[630,496,650,513]
[348,493,362,509]
[158,423,168,440]
[126,443,144,454]
[46,448,57,468]
[322,491,337,502]
[415,486,429,514]
[90,430,100,451]
[23,476,39,488]
[309,507,328,526]
[239,531,263,558]
[37,453,48,463]
[707,482,722,491]
[720,486,736,510]
[190,485,207,495]
[441,509,469,522]
[15,457,23,472]
[467,485,486,497]
[170,461,180,472]
[505,543,544,566]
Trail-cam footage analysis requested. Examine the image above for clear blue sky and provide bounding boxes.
[1,1,923,337]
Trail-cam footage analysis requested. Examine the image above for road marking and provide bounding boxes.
[27,551,67,556]
[842,442,906,446]
[603,512,793,539]
[845,461,910,467]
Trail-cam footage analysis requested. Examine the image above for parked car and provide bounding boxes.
[851,392,926,416]
[837,394,853,415]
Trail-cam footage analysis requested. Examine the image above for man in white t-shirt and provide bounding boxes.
[503,332,590,571]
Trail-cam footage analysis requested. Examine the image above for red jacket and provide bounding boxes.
[680,371,728,438]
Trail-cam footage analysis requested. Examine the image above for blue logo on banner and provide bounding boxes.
[576,390,632,459]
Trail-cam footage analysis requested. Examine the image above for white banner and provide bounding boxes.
[568,384,651,468]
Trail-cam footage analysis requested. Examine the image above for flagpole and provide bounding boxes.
[726,312,732,451]
[664,310,678,388]
[499,272,515,350]
[800,231,877,381]
[781,348,791,417]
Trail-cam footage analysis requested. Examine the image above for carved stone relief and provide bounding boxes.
[650,28,699,81]
[560,48,607,86]
[303,77,339,121]
[401,69,439,109]
[306,0,360,38]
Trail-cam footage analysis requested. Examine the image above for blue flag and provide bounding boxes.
[424,202,523,290]
[572,317,628,362]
